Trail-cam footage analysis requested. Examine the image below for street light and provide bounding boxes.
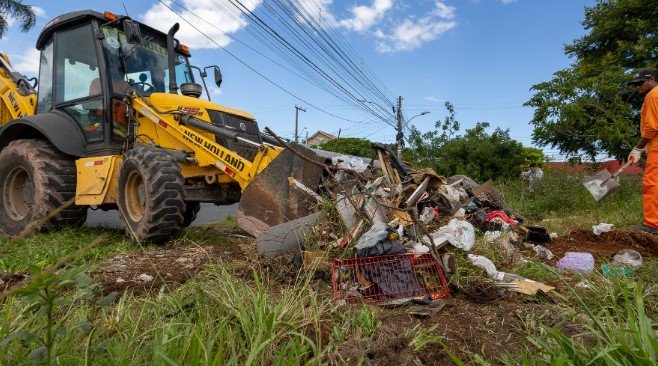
[404,111,430,128]
[397,111,430,158]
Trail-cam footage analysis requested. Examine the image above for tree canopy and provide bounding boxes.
[319,137,374,158]
[526,0,658,161]
[0,1,36,38]
[405,102,544,181]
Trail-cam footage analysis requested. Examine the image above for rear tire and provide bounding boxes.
[0,139,87,236]
[117,146,185,244]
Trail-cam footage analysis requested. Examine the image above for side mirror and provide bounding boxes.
[123,20,143,44]
[214,67,222,87]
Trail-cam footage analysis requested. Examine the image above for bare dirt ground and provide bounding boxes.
[0,272,26,292]
[336,296,562,365]
[91,228,252,295]
[541,228,658,262]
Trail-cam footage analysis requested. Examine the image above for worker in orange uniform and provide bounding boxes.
[628,69,658,234]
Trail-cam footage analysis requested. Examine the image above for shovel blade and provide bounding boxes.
[237,145,325,237]
[583,169,620,201]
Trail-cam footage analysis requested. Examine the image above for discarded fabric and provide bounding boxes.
[356,240,406,258]
[485,210,518,227]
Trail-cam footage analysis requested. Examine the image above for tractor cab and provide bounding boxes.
[34,10,197,155]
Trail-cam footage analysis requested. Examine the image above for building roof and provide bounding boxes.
[307,130,337,141]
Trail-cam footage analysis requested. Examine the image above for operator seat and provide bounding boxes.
[87,77,130,137]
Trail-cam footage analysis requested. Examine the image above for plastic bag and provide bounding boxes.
[467,254,523,281]
[356,221,390,250]
[556,252,594,272]
[429,218,475,251]
[533,245,554,260]
[468,254,498,277]
[612,249,642,267]
[592,223,613,236]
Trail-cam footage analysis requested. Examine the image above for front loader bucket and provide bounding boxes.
[237,145,325,237]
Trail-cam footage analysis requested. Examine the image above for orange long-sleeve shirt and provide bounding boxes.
[641,86,658,151]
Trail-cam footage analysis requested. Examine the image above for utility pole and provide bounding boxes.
[396,96,403,159]
[294,105,306,143]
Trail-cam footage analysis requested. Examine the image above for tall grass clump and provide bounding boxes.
[512,284,657,365]
[498,172,642,228]
[0,265,343,365]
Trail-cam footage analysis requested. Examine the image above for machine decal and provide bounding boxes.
[183,129,246,172]
[177,106,201,115]
[84,159,104,167]
[7,91,22,117]
[106,37,120,49]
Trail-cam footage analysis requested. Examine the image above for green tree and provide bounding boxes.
[406,120,534,181]
[0,0,36,38]
[526,0,657,161]
[319,137,374,158]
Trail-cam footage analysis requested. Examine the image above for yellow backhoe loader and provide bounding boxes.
[0,10,324,243]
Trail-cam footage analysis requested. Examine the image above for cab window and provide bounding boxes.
[53,24,104,142]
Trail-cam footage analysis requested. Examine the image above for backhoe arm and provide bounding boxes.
[0,54,36,124]
[132,96,281,189]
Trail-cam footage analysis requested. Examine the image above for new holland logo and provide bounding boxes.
[239,122,247,131]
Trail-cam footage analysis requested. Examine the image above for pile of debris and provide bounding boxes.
[255,143,553,304]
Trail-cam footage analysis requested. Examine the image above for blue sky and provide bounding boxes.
[2,0,595,160]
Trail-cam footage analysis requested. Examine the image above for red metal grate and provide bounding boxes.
[331,253,450,303]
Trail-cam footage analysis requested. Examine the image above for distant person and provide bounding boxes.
[521,163,543,191]
[627,69,658,234]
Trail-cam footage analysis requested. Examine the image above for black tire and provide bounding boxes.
[182,202,201,228]
[117,146,185,244]
[0,139,87,236]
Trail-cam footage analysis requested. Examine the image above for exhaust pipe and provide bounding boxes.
[167,23,180,94]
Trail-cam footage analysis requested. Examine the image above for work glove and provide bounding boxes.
[628,147,644,164]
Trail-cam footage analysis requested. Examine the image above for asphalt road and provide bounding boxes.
[85,203,238,229]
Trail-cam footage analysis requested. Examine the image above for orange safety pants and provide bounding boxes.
[644,150,658,229]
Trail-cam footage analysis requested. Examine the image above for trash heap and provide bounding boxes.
[254,143,654,306]
[255,144,543,303]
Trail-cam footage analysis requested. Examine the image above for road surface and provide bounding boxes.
[85,203,238,229]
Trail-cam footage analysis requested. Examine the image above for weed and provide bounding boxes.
[405,323,443,352]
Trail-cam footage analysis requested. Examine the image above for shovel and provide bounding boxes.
[583,161,632,201]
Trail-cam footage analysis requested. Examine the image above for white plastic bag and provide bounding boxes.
[468,254,498,277]
[356,221,389,249]
[429,218,475,251]
[592,223,613,236]
[612,249,643,267]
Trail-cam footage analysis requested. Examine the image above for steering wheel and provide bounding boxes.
[132,73,155,95]
[132,82,155,95]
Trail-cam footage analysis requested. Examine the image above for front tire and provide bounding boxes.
[0,139,87,236]
[117,146,185,244]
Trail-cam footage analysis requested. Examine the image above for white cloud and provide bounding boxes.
[293,0,336,27]
[375,1,456,53]
[425,96,440,102]
[12,48,40,75]
[339,0,393,32]
[141,0,263,49]
[498,0,518,4]
[31,6,46,18]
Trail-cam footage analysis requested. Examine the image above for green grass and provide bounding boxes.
[497,172,643,231]
[0,227,131,272]
[0,173,655,365]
